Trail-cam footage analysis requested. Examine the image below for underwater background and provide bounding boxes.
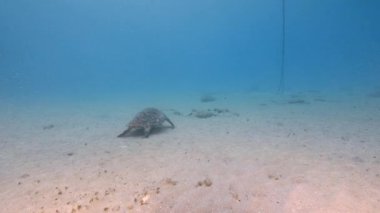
[1,0,380,101]
[1,1,380,212]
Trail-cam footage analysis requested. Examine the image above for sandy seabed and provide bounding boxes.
[0,92,379,213]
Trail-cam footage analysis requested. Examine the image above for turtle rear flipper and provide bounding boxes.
[165,117,175,128]
[118,128,132,137]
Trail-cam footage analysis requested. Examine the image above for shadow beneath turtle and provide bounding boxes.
[119,126,174,138]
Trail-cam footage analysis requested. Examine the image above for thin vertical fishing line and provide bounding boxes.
[279,0,286,93]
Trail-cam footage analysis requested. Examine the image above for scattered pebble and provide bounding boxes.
[268,174,282,180]
[203,178,212,187]
[112,206,120,211]
[163,178,177,186]
[141,194,150,205]
[230,192,241,202]
[196,178,212,187]
[20,173,30,179]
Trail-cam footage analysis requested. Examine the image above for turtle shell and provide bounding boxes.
[128,108,168,129]
[118,107,175,138]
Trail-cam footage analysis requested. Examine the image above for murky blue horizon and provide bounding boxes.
[1,0,379,101]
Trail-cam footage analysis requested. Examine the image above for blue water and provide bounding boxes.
[1,0,380,100]
[2,2,380,211]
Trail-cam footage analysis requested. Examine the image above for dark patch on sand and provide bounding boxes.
[368,91,380,98]
[288,99,308,104]
[196,178,212,187]
[43,124,55,130]
[189,108,239,118]
[200,95,216,103]
[351,156,365,163]
[19,173,30,179]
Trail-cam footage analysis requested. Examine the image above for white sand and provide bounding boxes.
[0,92,379,212]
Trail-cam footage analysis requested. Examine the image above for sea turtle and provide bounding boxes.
[118,108,175,138]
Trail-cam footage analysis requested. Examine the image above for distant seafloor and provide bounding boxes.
[0,91,379,212]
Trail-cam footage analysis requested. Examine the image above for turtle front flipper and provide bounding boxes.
[165,117,175,129]
[118,127,132,137]
[143,127,152,138]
